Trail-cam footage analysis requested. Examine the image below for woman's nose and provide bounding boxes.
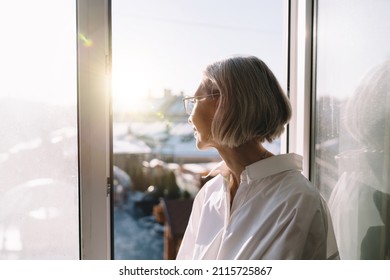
[188,115,193,125]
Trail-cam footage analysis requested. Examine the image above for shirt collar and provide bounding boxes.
[243,153,303,183]
[205,153,303,182]
[204,161,230,178]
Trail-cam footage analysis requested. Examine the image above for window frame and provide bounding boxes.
[77,0,112,260]
[287,0,314,179]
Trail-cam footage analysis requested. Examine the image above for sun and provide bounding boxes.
[112,64,149,113]
[112,49,160,113]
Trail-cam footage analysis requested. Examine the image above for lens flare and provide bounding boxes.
[78,33,93,47]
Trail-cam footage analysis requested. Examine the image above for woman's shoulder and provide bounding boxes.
[255,168,323,210]
[198,174,225,195]
[191,174,224,209]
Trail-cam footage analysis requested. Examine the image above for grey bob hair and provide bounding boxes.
[203,56,292,148]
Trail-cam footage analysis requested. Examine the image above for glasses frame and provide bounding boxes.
[182,93,220,115]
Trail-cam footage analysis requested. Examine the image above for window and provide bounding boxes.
[112,0,288,259]
[313,0,390,259]
[0,0,79,259]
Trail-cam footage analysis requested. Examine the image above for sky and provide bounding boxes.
[0,0,287,113]
[111,0,287,112]
[315,0,390,100]
[0,0,77,106]
[2,0,389,112]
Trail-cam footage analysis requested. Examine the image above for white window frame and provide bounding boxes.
[77,0,112,259]
[287,0,314,179]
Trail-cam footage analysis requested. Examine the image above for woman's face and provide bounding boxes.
[188,82,219,150]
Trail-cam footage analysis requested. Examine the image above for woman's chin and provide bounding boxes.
[196,139,213,151]
[194,132,216,150]
[195,140,205,150]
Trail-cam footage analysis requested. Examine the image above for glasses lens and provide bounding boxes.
[187,99,193,115]
[183,98,191,115]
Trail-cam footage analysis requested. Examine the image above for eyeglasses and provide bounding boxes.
[182,94,220,115]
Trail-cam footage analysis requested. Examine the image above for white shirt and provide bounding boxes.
[176,153,338,260]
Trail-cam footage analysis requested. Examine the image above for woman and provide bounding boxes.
[177,56,338,260]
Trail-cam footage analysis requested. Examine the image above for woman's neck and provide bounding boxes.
[216,140,272,189]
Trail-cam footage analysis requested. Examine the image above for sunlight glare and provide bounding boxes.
[112,48,167,113]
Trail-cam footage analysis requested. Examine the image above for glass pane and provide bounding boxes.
[314,0,390,259]
[0,1,79,259]
[112,0,287,259]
